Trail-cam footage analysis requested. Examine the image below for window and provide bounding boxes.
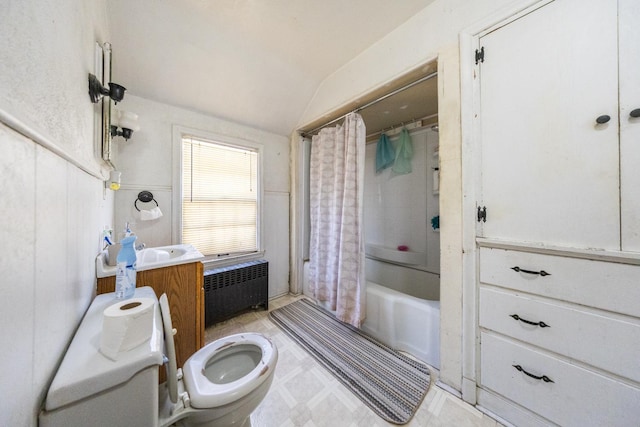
[178,131,262,258]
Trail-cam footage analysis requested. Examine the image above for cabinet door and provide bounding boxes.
[479,0,620,250]
[137,264,203,367]
[620,0,640,252]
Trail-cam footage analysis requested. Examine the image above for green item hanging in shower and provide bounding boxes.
[392,128,413,174]
[431,215,440,230]
[375,133,395,173]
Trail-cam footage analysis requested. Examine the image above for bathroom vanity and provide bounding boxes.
[97,252,204,368]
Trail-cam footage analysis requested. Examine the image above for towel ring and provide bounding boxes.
[135,190,158,211]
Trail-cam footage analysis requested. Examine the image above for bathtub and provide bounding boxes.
[302,261,441,369]
[361,281,440,369]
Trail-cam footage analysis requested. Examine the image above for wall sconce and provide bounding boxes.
[88,73,126,104]
[110,110,140,141]
[107,170,122,190]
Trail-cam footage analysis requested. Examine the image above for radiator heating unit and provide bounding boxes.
[203,260,268,326]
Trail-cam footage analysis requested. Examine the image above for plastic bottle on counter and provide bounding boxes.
[115,235,137,299]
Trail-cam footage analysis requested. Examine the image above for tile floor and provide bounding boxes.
[205,294,503,427]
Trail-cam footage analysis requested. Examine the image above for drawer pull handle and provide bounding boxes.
[510,314,550,328]
[511,266,551,276]
[512,365,554,383]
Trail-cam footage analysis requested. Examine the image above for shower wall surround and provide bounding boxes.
[364,127,440,274]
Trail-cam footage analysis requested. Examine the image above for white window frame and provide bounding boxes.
[172,125,264,264]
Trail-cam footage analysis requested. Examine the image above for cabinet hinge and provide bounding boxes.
[475,47,485,65]
[477,206,487,222]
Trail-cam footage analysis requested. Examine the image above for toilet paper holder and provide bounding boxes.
[135,191,159,211]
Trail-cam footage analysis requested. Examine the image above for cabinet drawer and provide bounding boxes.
[480,332,640,427]
[479,247,640,317]
[479,287,640,382]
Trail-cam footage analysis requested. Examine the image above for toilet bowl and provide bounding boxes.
[39,287,277,427]
[158,294,278,427]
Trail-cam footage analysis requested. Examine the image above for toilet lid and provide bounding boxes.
[159,293,179,403]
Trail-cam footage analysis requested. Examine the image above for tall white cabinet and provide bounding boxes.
[479,0,622,250]
[472,1,640,425]
[619,0,640,252]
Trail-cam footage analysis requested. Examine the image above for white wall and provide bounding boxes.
[437,44,465,395]
[112,95,291,298]
[0,1,112,425]
[296,0,532,394]
[364,128,440,274]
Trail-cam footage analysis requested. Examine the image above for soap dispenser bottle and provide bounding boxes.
[115,227,137,299]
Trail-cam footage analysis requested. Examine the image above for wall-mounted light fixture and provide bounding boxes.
[110,109,140,141]
[88,73,126,104]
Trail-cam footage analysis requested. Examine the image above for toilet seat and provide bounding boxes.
[159,293,277,410]
[158,294,179,404]
[182,333,277,408]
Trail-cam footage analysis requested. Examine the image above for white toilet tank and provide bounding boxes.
[39,287,164,427]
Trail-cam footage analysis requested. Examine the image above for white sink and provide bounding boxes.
[96,244,204,278]
[137,246,187,265]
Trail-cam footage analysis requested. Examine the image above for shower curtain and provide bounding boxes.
[308,113,366,327]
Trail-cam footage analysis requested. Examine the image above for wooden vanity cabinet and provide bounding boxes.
[97,261,204,368]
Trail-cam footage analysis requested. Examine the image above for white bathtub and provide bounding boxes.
[302,261,441,368]
[361,281,440,368]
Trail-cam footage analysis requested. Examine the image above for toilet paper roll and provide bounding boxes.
[100,297,156,361]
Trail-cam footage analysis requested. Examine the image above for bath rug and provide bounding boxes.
[269,298,431,424]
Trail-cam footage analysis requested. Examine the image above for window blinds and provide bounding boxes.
[182,137,258,256]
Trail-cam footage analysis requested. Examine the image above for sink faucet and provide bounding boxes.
[135,243,146,251]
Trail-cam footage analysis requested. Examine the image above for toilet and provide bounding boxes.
[39,286,278,427]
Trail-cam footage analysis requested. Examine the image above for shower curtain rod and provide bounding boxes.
[366,112,439,140]
[301,71,438,137]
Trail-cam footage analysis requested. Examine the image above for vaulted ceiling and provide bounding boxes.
[107,0,436,136]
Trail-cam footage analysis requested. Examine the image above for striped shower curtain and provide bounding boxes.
[308,112,366,327]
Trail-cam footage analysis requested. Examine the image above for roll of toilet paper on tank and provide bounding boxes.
[100,297,155,361]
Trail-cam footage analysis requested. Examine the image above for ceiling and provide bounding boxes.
[106,0,437,136]
[359,73,438,138]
